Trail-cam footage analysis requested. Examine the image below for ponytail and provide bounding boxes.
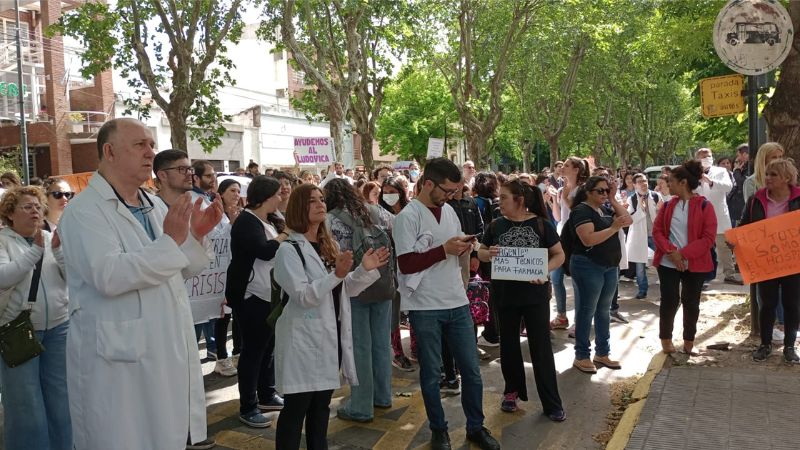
[502,179,548,218]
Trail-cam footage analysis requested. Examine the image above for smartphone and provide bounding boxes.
[462,234,477,242]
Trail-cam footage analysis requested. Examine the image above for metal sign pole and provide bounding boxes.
[14,0,30,185]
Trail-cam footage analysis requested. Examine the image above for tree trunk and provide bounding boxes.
[546,137,559,169]
[467,133,487,167]
[329,114,346,163]
[359,131,375,172]
[167,108,188,153]
[764,1,800,163]
[522,140,532,173]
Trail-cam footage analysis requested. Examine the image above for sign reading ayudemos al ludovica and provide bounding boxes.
[700,74,745,118]
[491,247,549,282]
[294,137,334,165]
[713,0,794,76]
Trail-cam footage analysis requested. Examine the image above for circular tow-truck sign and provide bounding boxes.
[713,0,794,75]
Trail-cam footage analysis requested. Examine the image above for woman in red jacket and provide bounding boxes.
[653,160,717,355]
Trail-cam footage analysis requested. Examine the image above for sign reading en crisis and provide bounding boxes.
[699,74,745,118]
[294,137,334,165]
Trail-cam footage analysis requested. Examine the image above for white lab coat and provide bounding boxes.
[694,165,733,234]
[59,173,212,450]
[625,192,659,264]
[272,232,379,394]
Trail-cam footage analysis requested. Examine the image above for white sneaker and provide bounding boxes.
[773,328,785,343]
[477,336,500,348]
[214,358,238,377]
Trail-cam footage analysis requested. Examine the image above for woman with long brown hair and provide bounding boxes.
[550,156,590,331]
[273,184,389,449]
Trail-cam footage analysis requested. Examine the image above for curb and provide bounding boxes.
[606,352,668,450]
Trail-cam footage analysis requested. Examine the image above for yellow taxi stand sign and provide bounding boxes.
[699,74,746,118]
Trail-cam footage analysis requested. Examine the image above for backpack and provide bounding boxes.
[266,241,305,329]
[328,206,396,302]
[466,275,490,325]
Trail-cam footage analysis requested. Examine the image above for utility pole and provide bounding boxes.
[745,73,769,336]
[14,0,30,185]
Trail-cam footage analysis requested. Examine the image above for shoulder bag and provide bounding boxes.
[0,254,45,368]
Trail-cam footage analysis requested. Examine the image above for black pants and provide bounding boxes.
[236,295,276,415]
[214,312,241,360]
[758,274,800,347]
[657,266,705,341]
[497,301,562,414]
[275,389,334,450]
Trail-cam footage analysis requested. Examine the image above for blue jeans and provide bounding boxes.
[551,266,567,314]
[195,319,217,355]
[409,306,484,433]
[0,320,71,450]
[340,299,393,420]
[570,254,618,360]
[634,237,656,296]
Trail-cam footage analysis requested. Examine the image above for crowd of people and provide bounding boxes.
[0,117,797,450]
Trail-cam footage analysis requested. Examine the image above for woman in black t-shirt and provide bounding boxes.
[478,180,566,421]
[569,177,633,374]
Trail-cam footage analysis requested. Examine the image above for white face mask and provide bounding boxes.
[636,186,648,195]
[382,193,400,206]
[700,156,714,169]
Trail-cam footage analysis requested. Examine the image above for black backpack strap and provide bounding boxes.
[27,254,44,304]
[288,240,305,267]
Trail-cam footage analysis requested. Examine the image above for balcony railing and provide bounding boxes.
[68,111,109,134]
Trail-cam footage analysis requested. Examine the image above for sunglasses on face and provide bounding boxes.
[49,191,75,200]
[591,188,611,195]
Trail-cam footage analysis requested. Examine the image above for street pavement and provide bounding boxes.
[627,366,800,450]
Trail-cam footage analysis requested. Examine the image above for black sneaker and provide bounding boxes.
[258,393,284,411]
[466,427,501,450]
[752,344,772,362]
[430,429,452,450]
[440,378,461,396]
[186,437,216,450]
[784,347,800,364]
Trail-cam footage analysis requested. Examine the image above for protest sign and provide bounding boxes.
[294,136,334,165]
[724,209,800,284]
[427,138,444,159]
[392,161,415,171]
[491,247,549,282]
[185,222,230,323]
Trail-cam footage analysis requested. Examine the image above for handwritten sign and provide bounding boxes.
[427,138,444,160]
[294,136,334,165]
[185,222,231,324]
[724,210,800,284]
[491,247,549,282]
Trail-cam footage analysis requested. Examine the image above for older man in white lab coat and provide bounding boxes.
[59,118,223,450]
[693,147,740,284]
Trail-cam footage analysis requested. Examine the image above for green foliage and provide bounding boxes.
[376,67,456,162]
[50,0,248,153]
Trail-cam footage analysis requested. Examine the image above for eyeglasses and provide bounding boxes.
[591,188,611,195]
[433,182,459,197]
[49,191,75,200]
[161,166,194,175]
[18,203,43,213]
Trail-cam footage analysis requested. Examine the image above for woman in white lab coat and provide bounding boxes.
[273,184,389,450]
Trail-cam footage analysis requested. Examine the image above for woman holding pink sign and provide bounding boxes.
[477,179,565,420]
[739,158,800,363]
